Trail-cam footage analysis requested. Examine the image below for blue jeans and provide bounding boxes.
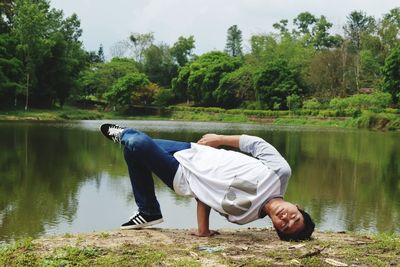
[121,128,190,216]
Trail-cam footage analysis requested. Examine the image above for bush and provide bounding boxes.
[153,89,174,106]
[303,98,321,110]
[329,92,392,110]
[286,94,301,110]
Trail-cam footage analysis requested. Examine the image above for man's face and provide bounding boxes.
[270,202,304,235]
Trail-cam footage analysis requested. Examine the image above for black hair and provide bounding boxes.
[275,208,315,241]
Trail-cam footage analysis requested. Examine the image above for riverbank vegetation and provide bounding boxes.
[1,229,399,266]
[1,1,399,130]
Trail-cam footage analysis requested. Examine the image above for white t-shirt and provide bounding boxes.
[173,135,291,224]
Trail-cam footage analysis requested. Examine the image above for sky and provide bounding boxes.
[50,0,399,59]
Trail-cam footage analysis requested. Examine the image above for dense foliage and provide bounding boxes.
[0,2,399,112]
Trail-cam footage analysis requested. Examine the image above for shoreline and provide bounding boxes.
[1,228,399,266]
[1,106,399,131]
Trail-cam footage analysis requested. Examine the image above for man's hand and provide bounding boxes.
[190,229,220,237]
[195,199,218,238]
[197,134,241,148]
[197,134,223,148]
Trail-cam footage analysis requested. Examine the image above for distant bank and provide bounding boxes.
[1,105,399,131]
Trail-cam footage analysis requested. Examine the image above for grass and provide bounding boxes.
[0,106,104,121]
[0,231,399,266]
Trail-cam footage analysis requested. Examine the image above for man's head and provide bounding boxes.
[267,200,315,241]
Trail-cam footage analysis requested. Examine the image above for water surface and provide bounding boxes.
[0,120,399,241]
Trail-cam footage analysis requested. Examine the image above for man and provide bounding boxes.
[100,123,315,241]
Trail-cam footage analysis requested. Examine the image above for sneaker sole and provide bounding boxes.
[120,218,164,230]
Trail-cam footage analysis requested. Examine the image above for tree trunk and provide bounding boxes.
[25,73,29,111]
[341,43,347,97]
[355,53,360,92]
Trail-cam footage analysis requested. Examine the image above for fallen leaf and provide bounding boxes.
[289,244,306,250]
[325,258,348,266]
[290,259,301,265]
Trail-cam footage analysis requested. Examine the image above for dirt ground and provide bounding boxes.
[32,227,400,266]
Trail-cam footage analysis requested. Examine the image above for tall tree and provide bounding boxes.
[0,0,15,33]
[143,43,176,87]
[0,33,23,106]
[313,16,342,49]
[292,12,341,49]
[378,8,400,57]
[382,45,400,104]
[129,32,154,63]
[344,11,376,91]
[170,35,195,67]
[254,59,302,109]
[225,25,243,57]
[293,12,317,36]
[172,51,241,105]
[97,44,105,62]
[12,0,49,109]
[78,57,138,99]
[273,19,290,37]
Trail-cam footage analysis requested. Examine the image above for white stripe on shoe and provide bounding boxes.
[137,215,146,224]
[121,212,164,230]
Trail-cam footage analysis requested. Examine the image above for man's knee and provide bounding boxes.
[123,132,152,154]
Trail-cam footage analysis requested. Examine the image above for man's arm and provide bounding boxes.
[197,134,240,148]
[198,133,291,181]
[192,199,219,237]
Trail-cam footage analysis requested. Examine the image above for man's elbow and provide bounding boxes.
[280,161,292,180]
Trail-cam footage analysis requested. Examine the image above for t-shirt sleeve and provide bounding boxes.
[239,134,291,181]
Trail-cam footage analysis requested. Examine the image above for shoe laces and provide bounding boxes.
[108,126,123,142]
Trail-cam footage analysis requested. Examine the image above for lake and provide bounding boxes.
[0,120,399,241]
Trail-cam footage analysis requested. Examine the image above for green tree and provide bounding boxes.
[225,25,243,57]
[286,94,301,111]
[312,16,343,49]
[249,33,313,96]
[254,59,302,109]
[344,11,376,51]
[382,45,400,104]
[308,49,346,97]
[97,44,105,62]
[344,11,376,91]
[12,0,49,109]
[105,72,150,110]
[170,35,195,67]
[0,33,23,106]
[292,12,341,49]
[293,12,317,36]
[214,65,256,108]
[378,8,400,57]
[273,19,290,37]
[0,0,15,33]
[359,49,381,88]
[129,32,154,63]
[78,57,138,99]
[11,0,86,108]
[172,51,242,105]
[142,43,176,87]
[250,34,277,60]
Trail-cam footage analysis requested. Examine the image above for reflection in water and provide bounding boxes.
[0,121,399,241]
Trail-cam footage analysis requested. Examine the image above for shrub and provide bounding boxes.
[329,92,392,110]
[303,98,321,110]
[286,94,301,110]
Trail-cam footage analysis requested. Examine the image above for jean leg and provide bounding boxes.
[153,139,191,155]
[124,150,161,215]
[121,129,189,215]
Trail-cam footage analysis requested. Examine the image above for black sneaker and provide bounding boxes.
[100,123,125,143]
[121,212,164,230]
